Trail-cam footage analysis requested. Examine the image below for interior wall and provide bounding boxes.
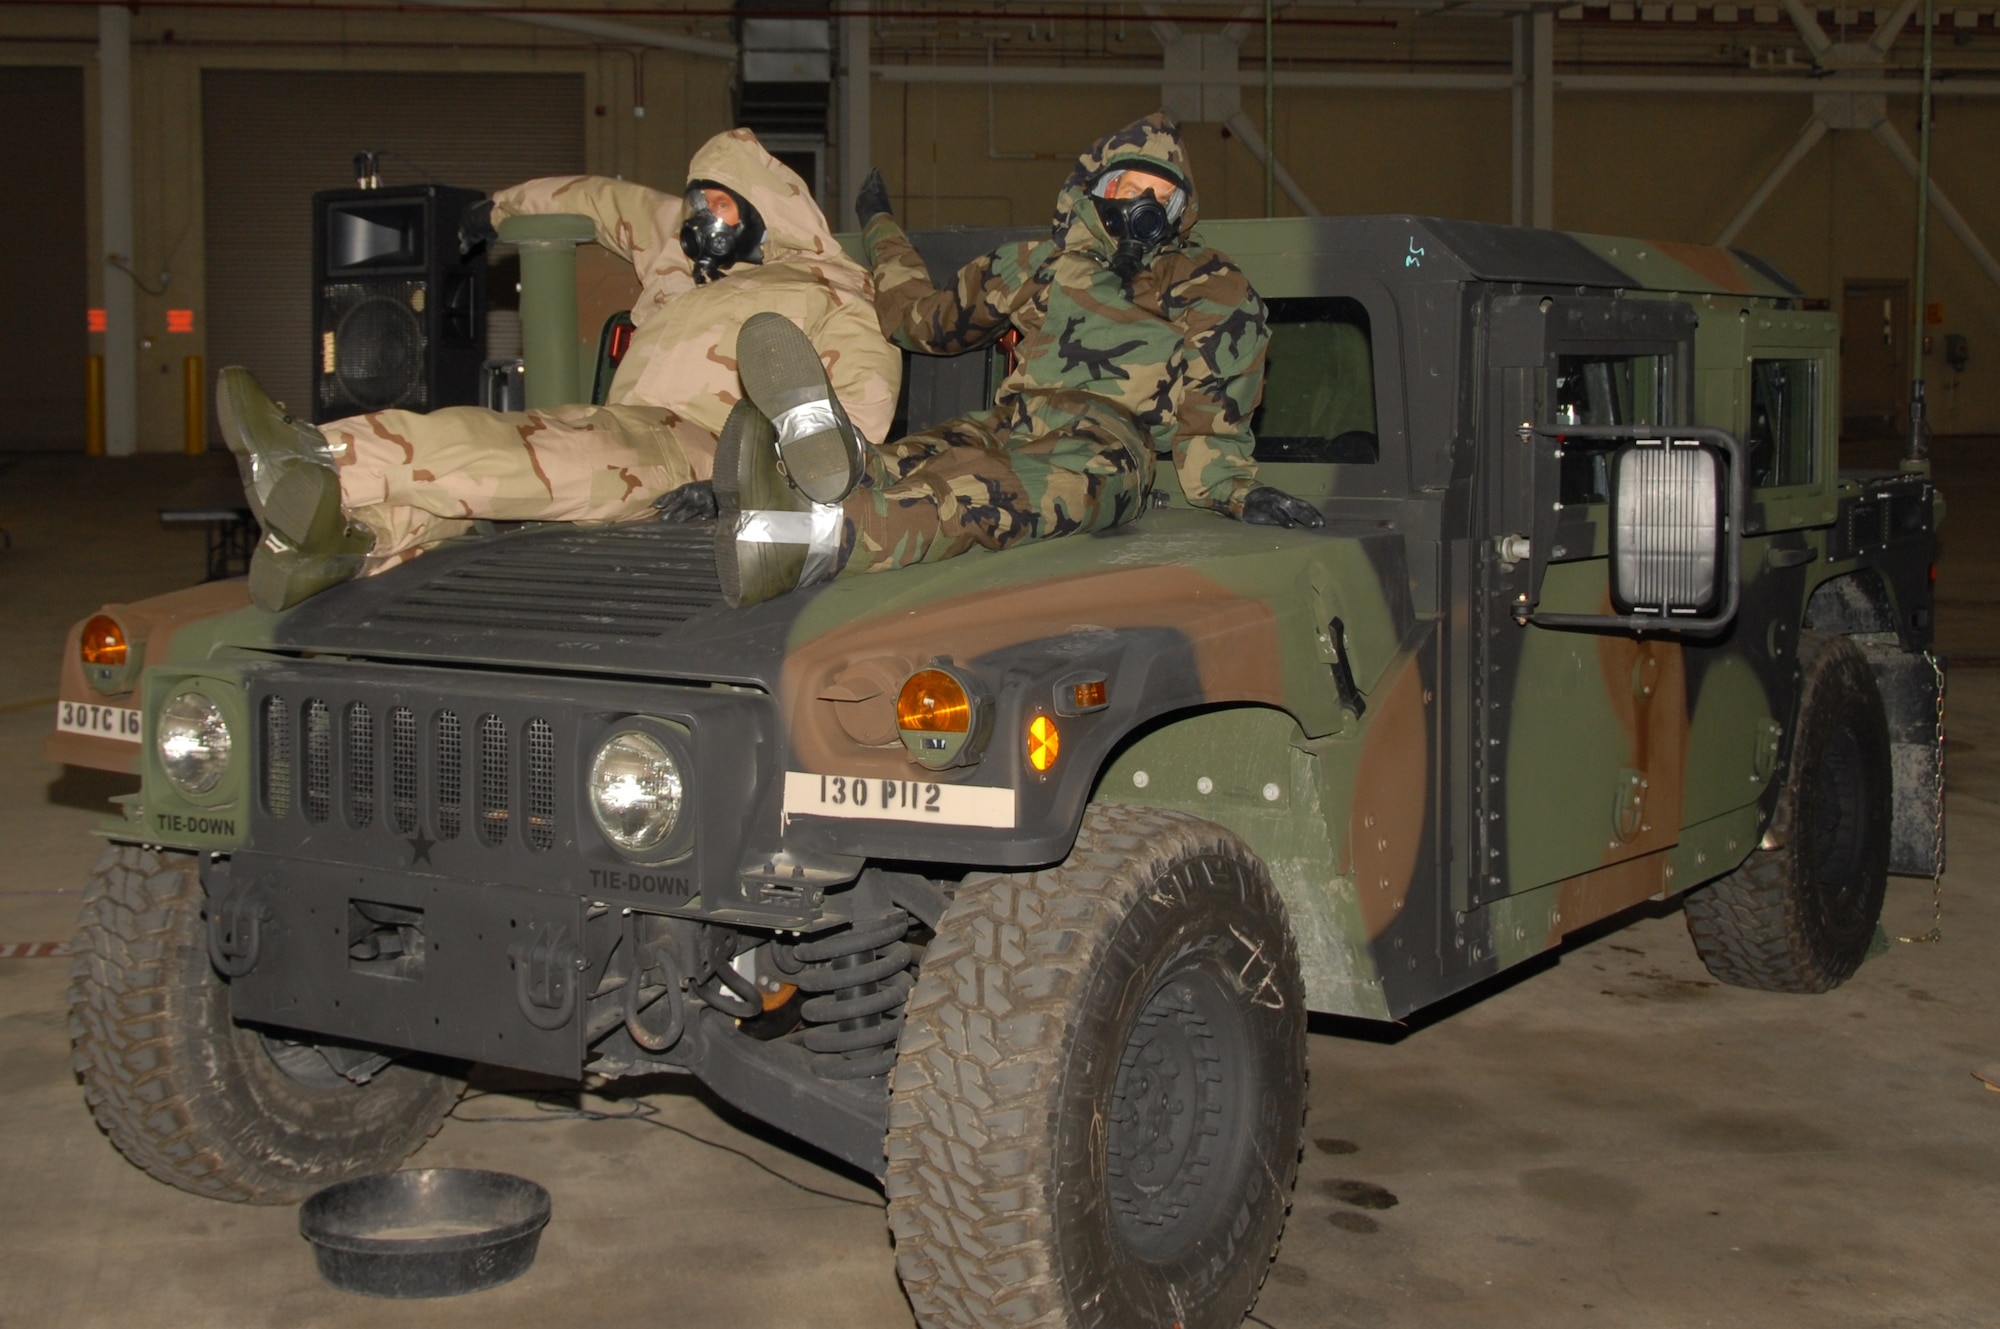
[1557,90,2000,435]
[4,2,1997,443]
[202,69,587,438]
[865,79,1997,432]
[0,66,85,451]
[1,3,737,451]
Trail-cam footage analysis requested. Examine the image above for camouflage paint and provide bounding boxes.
[58,212,1940,1030]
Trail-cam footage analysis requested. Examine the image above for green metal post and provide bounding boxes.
[499,213,598,410]
[1908,0,1935,462]
[1264,0,1275,218]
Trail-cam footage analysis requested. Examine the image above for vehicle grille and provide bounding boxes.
[390,706,417,833]
[257,692,559,854]
[261,696,292,819]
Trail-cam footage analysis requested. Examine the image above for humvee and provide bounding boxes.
[51,215,1942,1328]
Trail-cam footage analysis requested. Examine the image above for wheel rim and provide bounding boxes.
[1104,963,1253,1262]
[1808,724,1869,920]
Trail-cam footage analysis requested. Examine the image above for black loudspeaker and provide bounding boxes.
[311,184,487,422]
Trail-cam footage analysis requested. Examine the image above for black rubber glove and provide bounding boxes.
[653,480,717,523]
[1237,485,1324,529]
[855,168,893,227]
[458,197,497,255]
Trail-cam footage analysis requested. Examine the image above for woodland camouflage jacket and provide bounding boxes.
[862,113,1269,514]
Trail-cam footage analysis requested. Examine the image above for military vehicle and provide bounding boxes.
[50,215,1941,1329]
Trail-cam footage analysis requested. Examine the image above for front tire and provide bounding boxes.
[67,845,462,1203]
[886,806,1307,1329]
[1685,633,1892,992]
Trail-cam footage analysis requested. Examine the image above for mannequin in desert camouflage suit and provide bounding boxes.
[710,111,1322,606]
[218,128,899,610]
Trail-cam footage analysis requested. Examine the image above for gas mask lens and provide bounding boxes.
[1091,168,1185,276]
[679,182,762,283]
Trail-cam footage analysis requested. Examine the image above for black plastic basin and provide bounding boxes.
[299,1168,552,1298]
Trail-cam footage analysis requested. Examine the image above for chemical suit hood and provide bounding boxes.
[686,129,859,284]
[1050,111,1199,263]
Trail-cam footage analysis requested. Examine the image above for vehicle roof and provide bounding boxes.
[846,217,1802,301]
[1197,216,1802,299]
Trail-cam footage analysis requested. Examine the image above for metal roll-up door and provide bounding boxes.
[0,67,86,451]
[202,69,584,443]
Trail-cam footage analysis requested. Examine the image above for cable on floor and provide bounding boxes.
[448,1089,884,1209]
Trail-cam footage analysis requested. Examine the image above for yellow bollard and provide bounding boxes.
[183,355,206,455]
[85,355,105,456]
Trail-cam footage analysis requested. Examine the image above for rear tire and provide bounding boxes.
[1685,633,1892,992]
[67,845,462,1203]
[886,805,1307,1329]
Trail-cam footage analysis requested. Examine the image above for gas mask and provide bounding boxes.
[679,181,765,284]
[1091,168,1186,279]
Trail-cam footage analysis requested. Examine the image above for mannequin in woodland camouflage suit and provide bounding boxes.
[705,111,1323,608]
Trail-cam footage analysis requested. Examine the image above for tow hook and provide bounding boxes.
[510,925,585,1030]
[206,884,271,978]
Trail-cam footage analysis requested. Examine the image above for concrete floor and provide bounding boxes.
[1,446,1995,1328]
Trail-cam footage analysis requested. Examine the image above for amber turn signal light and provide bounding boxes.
[1027,715,1061,772]
[897,669,971,733]
[81,615,128,667]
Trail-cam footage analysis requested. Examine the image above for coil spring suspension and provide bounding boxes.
[775,908,914,1080]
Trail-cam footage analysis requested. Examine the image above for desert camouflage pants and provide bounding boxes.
[839,407,1153,575]
[327,403,717,572]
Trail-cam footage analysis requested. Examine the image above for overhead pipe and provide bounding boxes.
[1557,73,2000,95]
[866,64,2000,96]
[873,64,1513,89]
[399,0,736,59]
[13,0,1397,29]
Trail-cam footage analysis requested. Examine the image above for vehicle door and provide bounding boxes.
[1464,294,1697,913]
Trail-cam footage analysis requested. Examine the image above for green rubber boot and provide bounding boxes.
[713,400,843,609]
[246,525,374,612]
[215,366,345,549]
[735,312,866,505]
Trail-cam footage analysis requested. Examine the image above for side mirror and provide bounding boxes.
[1530,425,1742,635]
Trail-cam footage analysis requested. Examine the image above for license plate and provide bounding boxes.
[56,700,143,742]
[783,771,1016,829]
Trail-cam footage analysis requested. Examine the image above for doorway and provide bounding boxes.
[1840,278,1908,440]
[0,67,86,451]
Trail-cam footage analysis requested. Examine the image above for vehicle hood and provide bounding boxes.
[265,511,1414,751]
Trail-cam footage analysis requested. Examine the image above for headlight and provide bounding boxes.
[157,691,233,796]
[589,731,684,853]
